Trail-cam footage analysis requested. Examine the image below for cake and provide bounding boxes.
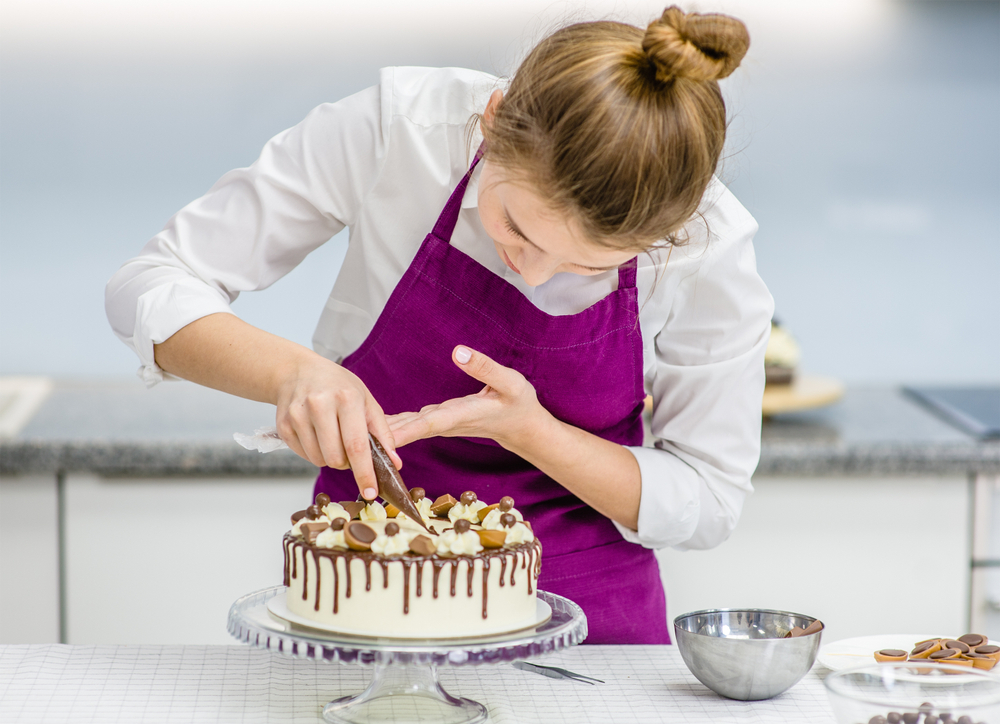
[764,319,800,385]
[282,488,541,637]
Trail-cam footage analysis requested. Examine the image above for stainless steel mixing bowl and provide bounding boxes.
[673,608,822,701]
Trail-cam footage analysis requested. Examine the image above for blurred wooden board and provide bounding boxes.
[762,374,844,417]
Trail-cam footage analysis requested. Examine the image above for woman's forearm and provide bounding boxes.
[505,413,642,531]
[153,312,314,404]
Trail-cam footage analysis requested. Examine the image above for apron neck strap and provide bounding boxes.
[617,256,638,290]
[431,145,485,242]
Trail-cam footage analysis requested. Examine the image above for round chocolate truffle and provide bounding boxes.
[409,487,426,502]
[385,521,400,537]
[330,518,346,531]
[315,492,331,507]
[454,519,472,533]
[460,491,477,506]
[499,496,514,512]
[500,513,517,528]
[306,505,322,520]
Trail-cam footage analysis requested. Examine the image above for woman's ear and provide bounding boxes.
[482,89,504,129]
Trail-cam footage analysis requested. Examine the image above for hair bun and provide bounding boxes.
[642,6,749,83]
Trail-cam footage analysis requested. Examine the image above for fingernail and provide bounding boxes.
[363,487,378,500]
[455,346,472,364]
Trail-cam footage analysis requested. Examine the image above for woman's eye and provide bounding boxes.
[503,218,523,239]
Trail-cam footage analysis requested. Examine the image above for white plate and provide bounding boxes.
[266,595,552,640]
[818,634,999,673]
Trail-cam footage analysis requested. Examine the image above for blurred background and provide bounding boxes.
[2,0,998,384]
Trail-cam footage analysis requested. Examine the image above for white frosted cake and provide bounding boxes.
[282,489,541,638]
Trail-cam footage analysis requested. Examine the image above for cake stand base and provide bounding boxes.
[322,664,486,724]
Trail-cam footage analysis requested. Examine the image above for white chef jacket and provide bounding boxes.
[105,66,774,552]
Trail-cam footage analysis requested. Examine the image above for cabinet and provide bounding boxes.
[657,475,972,644]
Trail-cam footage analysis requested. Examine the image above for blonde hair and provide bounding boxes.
[483,6,749,250]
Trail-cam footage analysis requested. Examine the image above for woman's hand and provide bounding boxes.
[275,354,402,500]
[387,346,550,450]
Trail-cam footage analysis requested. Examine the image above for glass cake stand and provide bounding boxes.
[227,586,587,724]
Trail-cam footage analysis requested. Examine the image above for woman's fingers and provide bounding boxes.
[336,404,379,500]
[453,345,526,393]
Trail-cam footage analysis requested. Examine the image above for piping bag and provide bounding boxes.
[234,426,431,534]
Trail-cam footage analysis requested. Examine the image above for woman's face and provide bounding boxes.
[476,161,636,287]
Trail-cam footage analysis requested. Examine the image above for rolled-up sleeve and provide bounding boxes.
[615,214,774,550]
[105,84,386,385]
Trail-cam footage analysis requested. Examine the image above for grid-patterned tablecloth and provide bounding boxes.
[0,644,836,723]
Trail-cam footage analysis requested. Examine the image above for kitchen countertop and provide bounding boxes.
[1,380,997,477]
[0,643,837,724]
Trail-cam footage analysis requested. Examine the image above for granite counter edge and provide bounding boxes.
[2,440,998,478]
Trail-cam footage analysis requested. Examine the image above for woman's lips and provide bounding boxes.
[501,248,521,274]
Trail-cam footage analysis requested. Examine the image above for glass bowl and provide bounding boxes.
[824,662,1000,724]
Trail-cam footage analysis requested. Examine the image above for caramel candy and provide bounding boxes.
[500,513,517,528]
[477,503,499,522]
[340,501,366,519]
[385,504,400,518]
[291,509,309,525]
[315,493,331,507]
[306,505,322,520]
[478,529,507,548]
[408,534,436,556]
[453,519,472,534]
[974,644,1000,662]
[499,496,515,512]
[385,521,400,537]
[459,491,478,506]
[430,494,457,517]
[874,649,908,663]
[958,633,987,648]
[299,521,330,544]
[942,640,970,654]
[409,487,426,502]
[962,653,996,671]
[344,521,376,551]
[330,518,346,531]
[910,641,942,658]
[929,649,961,661]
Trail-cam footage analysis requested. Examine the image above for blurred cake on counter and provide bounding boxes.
[764,319,800,386]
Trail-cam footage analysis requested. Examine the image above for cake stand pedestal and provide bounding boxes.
[227,586,588,724]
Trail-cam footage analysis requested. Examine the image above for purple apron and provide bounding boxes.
[314,153,670,644]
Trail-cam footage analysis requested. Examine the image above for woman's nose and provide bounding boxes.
[518,250,559,287]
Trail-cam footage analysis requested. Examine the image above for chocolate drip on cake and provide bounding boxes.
[402,560,411,614]
[482,558,490,618]
[432,560,444,599]
[312,549,321,611]
[283,534,541,618]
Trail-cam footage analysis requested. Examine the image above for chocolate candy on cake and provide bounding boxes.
[384,522,400,537]
[408,534,436,556]
[430,494,458,517]
[315,493,331,507]
[344,521,377,551]
[478,530,506,548]
[340,501,366,519]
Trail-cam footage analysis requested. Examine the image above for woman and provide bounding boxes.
[106,7,773,644]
